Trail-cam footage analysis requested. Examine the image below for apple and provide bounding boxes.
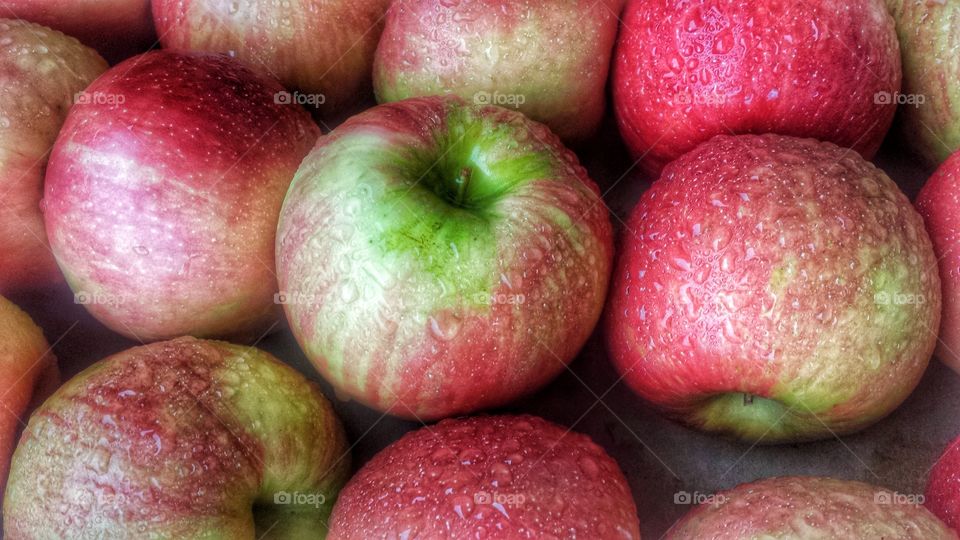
[0,295,57,505]
[0,19,107,295]
[916,151,960,374]
[927,434,960,531]
[1,0,155,63]
[605,134,940,443]
[43,50,320,342]
[667,476,955,538]
[613,0,902,176]
[3,336,350,538]
[887,0,960,165]
[328,415,641,539]
[152,0,392,114]
[276,96,614,420]
[373,0,624,142]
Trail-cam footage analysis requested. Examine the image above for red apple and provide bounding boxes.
[0,19,107,295]
[605,134,940,443]
[329,415,641,539]
[916,151,960,374]
[667,476,954,538]
[887,0,960,165]
[3,337,350,538]
[43,51,320,342]
[152,0,392,114]
[613,0,902,176]
[1,0,155,63]
[0,294,57,505]
[927,434,960,532]
[373,0,624,142]
[276,96,614,420]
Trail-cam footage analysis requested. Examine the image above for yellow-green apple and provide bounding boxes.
[2,0,155,63]
[0,19,106,295]
[927,434,960,531]
[667,476,955,539]
[43,51,320,342]
[917,151,960,374]
[328,415,641,539]
[605,134,940,443]
[276,96,614,420]
[887,0,960,165]
[373,0,624,142]
[4,337,350,538]
[152,0,392,114]
[0,294,57,505]
[613,0,902,176]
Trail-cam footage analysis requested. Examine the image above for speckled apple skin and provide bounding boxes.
[328,415,640,540]
[3,337,350,539]
[0,295,57,506]
[3,0,155,63]
[43,51,320,342]
[613,0,901,176]
[153,0,392,113]
[667,476,956,539]
[276,96,614,420]
[917,151,960,375]
[373,0,624,142]
[887,0,960,165]
[0,20,107,295]
[605,134,940,443]
[927,434,960,532]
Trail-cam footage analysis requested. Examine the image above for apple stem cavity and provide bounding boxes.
[452,167,473,207]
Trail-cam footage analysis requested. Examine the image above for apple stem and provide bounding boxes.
[743,394,754,406]
[453,167,472,206]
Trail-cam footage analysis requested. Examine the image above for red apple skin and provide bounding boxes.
[613,0,901,176]
[916,152,960,374]
[667,476,955,539]
[927,435,960,532]
[3,337,350,538]
[0,20,107,295]
[276,96,614,420]
[373,0,624,142]
[152,0,392,114]
[329,415,641,539]
[43,51,320,342]
[605,134,940,443]
[0,295,57,506]
[2,0,155,63]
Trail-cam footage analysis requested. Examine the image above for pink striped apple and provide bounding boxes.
[43,51,320,342]
[605,134,940,443]
[276,96,614,420]
[0,19,107,295]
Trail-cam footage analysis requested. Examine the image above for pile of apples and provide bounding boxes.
[2,0,960,537]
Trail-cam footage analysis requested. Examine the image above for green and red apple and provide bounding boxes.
[668,476,954,538]
[4,337,349,538]
[373,0,624,142]
[329,415,641,539]
[887,0,960,165]
[614,0,902,176]
[0,295,57,506]
[43,51,319,342]
[276,96,614,420]
[0,19,107,295]
[605,134,940,443]
[152,0,392,114]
